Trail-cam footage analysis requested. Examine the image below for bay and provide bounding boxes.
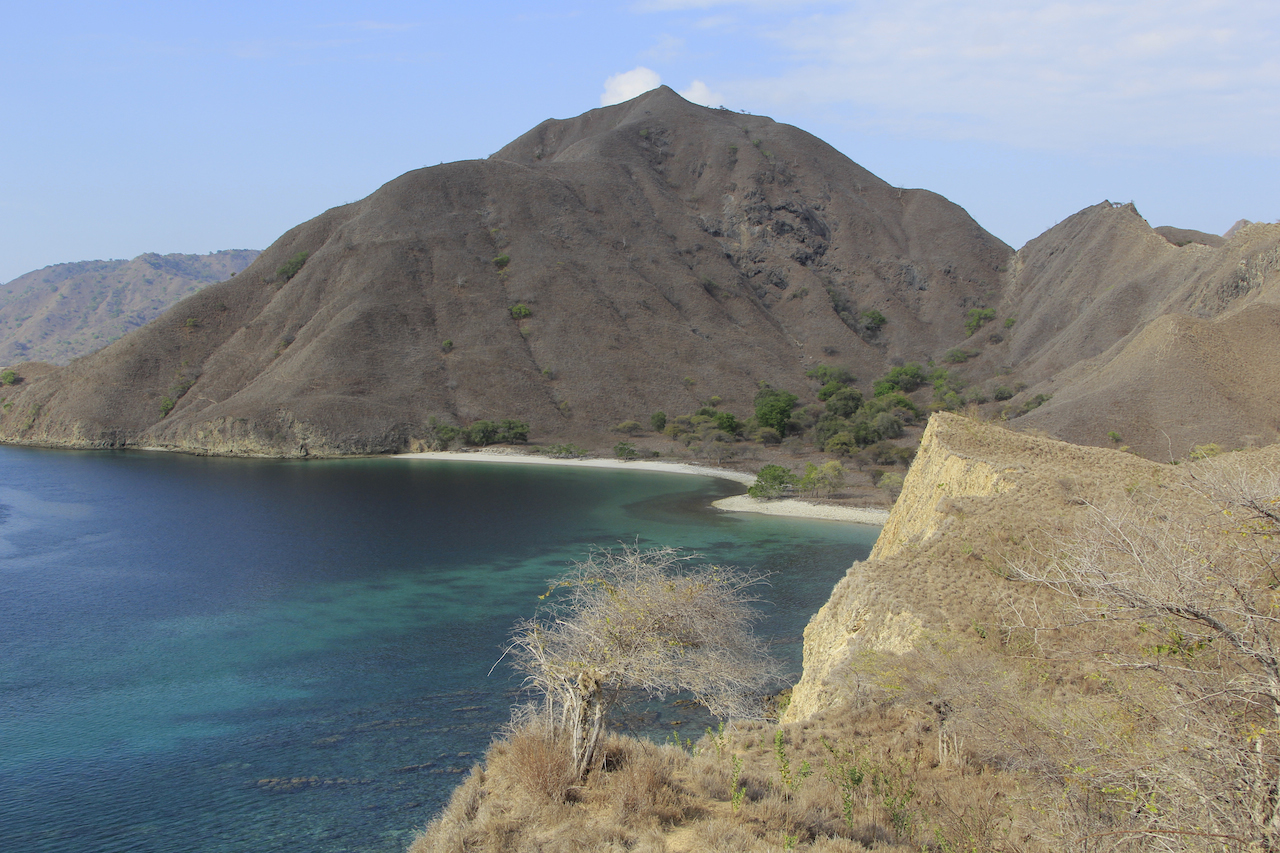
[0,445,878,852]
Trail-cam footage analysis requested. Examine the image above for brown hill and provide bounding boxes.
[0,250,259,365]
[0,88,1009,456]
[994,204,1280,456]
[0,89,1276,460]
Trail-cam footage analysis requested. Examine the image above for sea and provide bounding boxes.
[0,445,880,852]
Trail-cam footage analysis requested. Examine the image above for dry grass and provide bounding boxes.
[406,698,1042,853]
[408,425,1279,853]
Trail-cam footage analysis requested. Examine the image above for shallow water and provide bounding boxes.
[0,445,878,852]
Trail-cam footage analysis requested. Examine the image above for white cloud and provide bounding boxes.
[700,0,1280,155]
[679,80,726,106]
[601,67,663,105]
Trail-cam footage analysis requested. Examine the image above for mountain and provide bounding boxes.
[0,88,1009,456]
[0,88,1276,458]
[0,250,259,365]
[997,203,1280,455]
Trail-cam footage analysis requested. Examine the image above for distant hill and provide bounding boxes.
[0,250,259,365]
[0,88,1276,459]
[998,204,1280,456]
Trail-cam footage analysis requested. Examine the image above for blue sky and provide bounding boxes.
[3,0,1277,284]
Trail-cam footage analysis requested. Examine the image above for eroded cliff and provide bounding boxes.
[784,412,1166,722]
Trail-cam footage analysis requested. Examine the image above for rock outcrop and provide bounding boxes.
[784,412,1166,722]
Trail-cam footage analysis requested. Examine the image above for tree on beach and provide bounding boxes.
[502,545,778,781]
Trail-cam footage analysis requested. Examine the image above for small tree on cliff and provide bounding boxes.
[503,546,778,780]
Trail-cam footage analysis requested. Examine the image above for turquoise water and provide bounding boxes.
[0,446,878,852]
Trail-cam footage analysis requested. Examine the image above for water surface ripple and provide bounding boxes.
[0,446,878,852]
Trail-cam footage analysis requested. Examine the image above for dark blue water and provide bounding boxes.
[0,446,878,852]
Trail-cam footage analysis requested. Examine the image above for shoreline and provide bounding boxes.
[394,449,890,526]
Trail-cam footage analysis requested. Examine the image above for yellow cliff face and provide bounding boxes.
[784,412,1166,723]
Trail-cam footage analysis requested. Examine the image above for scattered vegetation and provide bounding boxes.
[463,419,529,446]
[540,443,587,459]
[276,250,309,282]
[963,308,996,336]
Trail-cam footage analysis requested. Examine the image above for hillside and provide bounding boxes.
[997,205,1280,456]
[0,250,259,365]
[0,88,1276,460]
[0,87,1010,456]
[408,414,1280,851]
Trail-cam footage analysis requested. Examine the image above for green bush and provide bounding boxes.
[543,443,587,459]
[1011,393,1051,417]
[872,412,904,439]
[942,348,978,364]
[747,464,795,499]
[493,254,510,270]
[877,471,905,494]
[510,303,531,320]
[824,387,863,419]
[424,416,460,450]
[613,420,643,435]
[874,363,926,395]
[992,385,1014,401]
[0,369,18,386]
[441,339,453,353]
[859,309,886,331]
[276,250,309,282]
[465,420,500,446]
[159,396,176,417]
[964,308,996,336]
[754,386,799,434]
[756,426,781,445]
[805,365,855,386]
[498,419,529,443]
[614,441,638,460]
[649,411,667,432]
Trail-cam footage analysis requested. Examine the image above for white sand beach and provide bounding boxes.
[395,449,889,525]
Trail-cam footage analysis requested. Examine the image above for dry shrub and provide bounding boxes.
[585,736,687,826]
[486,720,574,804]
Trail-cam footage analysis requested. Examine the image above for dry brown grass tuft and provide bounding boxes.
[486,721,574,804]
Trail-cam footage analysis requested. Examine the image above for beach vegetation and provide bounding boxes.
[747,464,796,499]
[613,441,638,460]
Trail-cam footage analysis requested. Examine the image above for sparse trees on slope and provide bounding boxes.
[503,546,778,781]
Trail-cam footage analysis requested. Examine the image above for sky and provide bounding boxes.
[3,0,1278,284]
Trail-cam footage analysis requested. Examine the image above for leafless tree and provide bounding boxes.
[501,545,779,780]
[1006,457,1280,850]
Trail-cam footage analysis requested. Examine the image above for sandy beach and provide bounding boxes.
[395,449,890,525]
